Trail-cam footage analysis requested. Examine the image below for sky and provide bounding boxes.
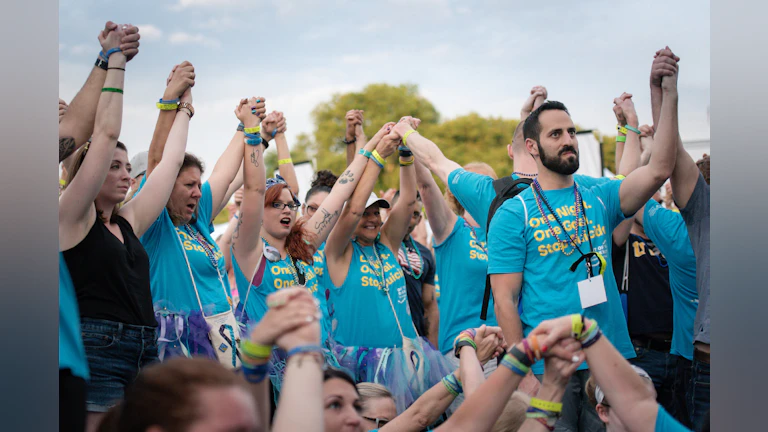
[59,0,710,181]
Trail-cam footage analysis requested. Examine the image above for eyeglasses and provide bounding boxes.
[271,202,300,211]
[362,416,390,428]
[306,205,319,215]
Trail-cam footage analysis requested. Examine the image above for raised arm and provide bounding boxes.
[618,54,679,216]
[613,93,643,177]
[145,62,195,177]
[400,121,461,186]
[380,119,419,250]
[324,123,396,261]
[344,110,366,166]
[414,159,457,244]
[59,22,139,163]
[230,97,268,277]
[650,46,680,129]
[271,111,300,196]
[59,28,127,238]
[120,89,191,237]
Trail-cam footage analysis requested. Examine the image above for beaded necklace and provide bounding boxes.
[464,220,488,254]
[183,224,221,270]
[400,235,423,280]
[355,239,388,294]
[530,179,589,258]
[512,171,538,178]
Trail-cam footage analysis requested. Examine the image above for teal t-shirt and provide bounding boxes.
[328,240,417,348]
[433,217,498,354]
[233,248,330,343]
[643,200,698,360]
[139,181,233,316]
[487,178,635,374]
[59,253,89,380]
[655,405,692,431]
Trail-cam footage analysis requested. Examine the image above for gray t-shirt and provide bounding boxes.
[680,172,710,345]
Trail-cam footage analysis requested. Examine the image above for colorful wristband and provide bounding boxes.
[286,345,324,359]
[371,150,386,166]
[370,157,385,169]
[571,314,584,339]
[241,362,270,384]
[616,125,628,135]
[441,373,463,397]
[102,87,123,94]
[616,135,627,143]
[530,398,563,413]
[624,124,641,135]
[105,47,122,58]
[500,352,530,377]
[237,123,245,132]
[245,138,263,146]
[156,102,178,111]
[241,340,273,359]
[244,126,261,134]
[358,149,373,159]
[278,158,293,166]
[402,129,419,146]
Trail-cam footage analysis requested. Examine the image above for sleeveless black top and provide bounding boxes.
[63,214,156,326]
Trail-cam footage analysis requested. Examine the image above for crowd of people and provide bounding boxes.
[58,22,710,432]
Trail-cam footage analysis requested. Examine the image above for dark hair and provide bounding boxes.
[64,141,128,224]
[391,190,422,206]
[266,183,316,264]
[696,154,710,185]
[522,101,570,143]
[181,152,205,176]
[305,169,338,202]
[324,367,358,393]
[99,357,250,432]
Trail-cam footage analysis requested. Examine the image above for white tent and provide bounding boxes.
[574,130,604,179]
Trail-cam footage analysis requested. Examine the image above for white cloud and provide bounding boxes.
[169,32,221,48]
[361,21,391,33]
[136,24,163,40]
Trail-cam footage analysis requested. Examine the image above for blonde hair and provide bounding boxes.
[585,375,599,408]
[356,382,394,407]
[445,162,499,216]
[491,391,531,432]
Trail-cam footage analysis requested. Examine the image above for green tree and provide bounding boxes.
[265,132,314,178]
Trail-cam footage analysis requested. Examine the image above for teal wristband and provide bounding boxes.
[624,124,641,135]
[358,149,373,159]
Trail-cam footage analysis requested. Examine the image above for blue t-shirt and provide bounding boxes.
[487,178,635,374]
[433,217,498,354]
[233,249,330,343]
[59,253,89,380]
[643,200,698,360]
[140,181,233,316]
[655,405,692,431]
[327,241,417,348]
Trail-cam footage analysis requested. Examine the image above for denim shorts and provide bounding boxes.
[80,318,158,412]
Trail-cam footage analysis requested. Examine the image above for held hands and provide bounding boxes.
[346,109,364,140]
[59,99,68,123]
[165,62,195,101]
[473,325,507,364]
[366,121,396,152]
[248,287,321,350]
[98,22,126,55]
[262,111,288,140]
[613,92,638,126]
[651,46,680,91]
[541,339,585,389]
[522,85,548,118]
[235,97,267,127]
[119,25,141,62]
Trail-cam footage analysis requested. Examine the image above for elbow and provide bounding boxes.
[410,405,434,430]
[244,183,266,196]
[93,126,121,143]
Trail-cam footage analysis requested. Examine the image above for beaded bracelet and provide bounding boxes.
[358,149,373,159]
[278,158,293,166]
[441,373,463,397]
[241,340,272,359]
[286,345,324,359]
[242,362,270,384]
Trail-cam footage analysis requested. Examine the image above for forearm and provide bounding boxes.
[217,213,239,271]
[459,347,485,397]
[58,65,108,160]
[495,298,524,344]
[275,133,300,196]
[650,86,663,130]
[272,354,324,432]
[146,110,177,177]
[617,117,642,177]
[415,160,454,242]
[346,141,356,167]
[426,302,440,348]
[386,371,457,432]
[406,133,459,185]
[215,164,244,216]
[209,132,247,215]
[648,91,678,182]
[383,163,417,246]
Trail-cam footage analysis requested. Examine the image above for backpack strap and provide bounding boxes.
[480,177,533,320]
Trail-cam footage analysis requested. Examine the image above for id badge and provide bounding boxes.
[578,274,607,309]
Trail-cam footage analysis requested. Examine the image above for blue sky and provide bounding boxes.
[60,0,710,179]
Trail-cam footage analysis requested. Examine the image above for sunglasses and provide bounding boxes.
[362,416,390,428]
[271,202,300,211]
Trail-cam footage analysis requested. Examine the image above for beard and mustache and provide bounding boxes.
[537,141,580,175]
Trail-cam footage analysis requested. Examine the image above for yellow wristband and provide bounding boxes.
[244,126,261,134]
[371,150,386,166]
[571,314,583,339]
[402,129,419,146]
[156,102,179,111]
[530,398,563,413]
[241,340,273,359]
[612,175,626,180]
[616,125,628,135]
[278,158,293,166]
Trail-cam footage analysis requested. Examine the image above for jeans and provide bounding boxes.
[629,346,690,427]
[80,318,158,412]
[535,370,605,432]
[689,357,710,431]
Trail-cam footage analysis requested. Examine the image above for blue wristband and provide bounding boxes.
[272,128,278,138]
[246,138,263,146]
[105,48,122,59]
[286,345,323,359]
[159,98,180,104]
[244,132,260,139]
[242,362,269,384]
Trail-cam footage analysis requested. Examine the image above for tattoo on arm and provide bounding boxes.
[232,217,243,240]
[314,208,339,233]
[250,148,261,167]
[59,137,76,162]
[337,170,355,185]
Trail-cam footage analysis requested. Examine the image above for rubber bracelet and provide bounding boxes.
[108,67,125,71]
[454,340,477,358]
[156,102,179,111]
[402,129,419,146]
[399,159,414,167]
[616,135,627,143]
[244,132,260,139]
[278,158,293,166]
[530,398,563,413]
[371,150,386,166]
[286,345,324,359]
[370,156,385,170]
[98,51,108,61]
[500,353,530,376]
[358,149,373,159]
[159,98,180,104]
[244,126,261,134]
[613,175,626,180]
[242,362,270,384]
[237,123,245,132]
[272,128,278,138]
[102,87,123,94]
[245,138,263,146]
[241,340,273,359]
[95,57,109,71]
[617,125,628,135]
[509,344,533,368]
[571,314,584,339]
[624,124,641,135]
[105,47,122,58]
[581,328,603,349]
[529,335,541,359]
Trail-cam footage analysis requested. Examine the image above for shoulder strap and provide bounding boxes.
[481,177,533,321]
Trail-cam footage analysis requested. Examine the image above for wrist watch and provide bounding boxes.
[178,102,194,119]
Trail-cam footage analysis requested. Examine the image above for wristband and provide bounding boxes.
[370,157,384,169]
[529,335,542,359]
[616,125,628,135]
[358,149,373,159]
[581,328,603,349]
[102,87,123,94]
[624,124,641,135]
[453,340,477,359]
[522,338,536,362]
[159,98,180,104]
[508,344,533,368]
[612,174,626,180]
[371,150,386,166]
[402,129,418,146]
[245,138,263,146]
[244,126,261,134]
[530,398,563,413]
[241,362,270,384]
[237,123,245,132]
[244,132,260,139]
[399,157,414,167]
[616,135,627,143]
[278,158,293,166]
[241,340,273,359]
[108,67,125,71]
[342,136,356,145]
[105,47,122,58]
[500,352,530,377]
[441,373,463,397]
[95,56,109,71]
[178,107,193,119]
[156,102,178,111]
[286,345,324,359]
[571,314,583,339]
[272,128,278,138]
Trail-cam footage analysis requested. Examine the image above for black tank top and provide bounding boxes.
[63,214,156,326]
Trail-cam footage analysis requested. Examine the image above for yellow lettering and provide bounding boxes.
[529,217,541,228]
[470,250,477,259]
[538,244,549,256]
[534,230,547,242]
[633,241,646,257]
[271,266,280,276]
